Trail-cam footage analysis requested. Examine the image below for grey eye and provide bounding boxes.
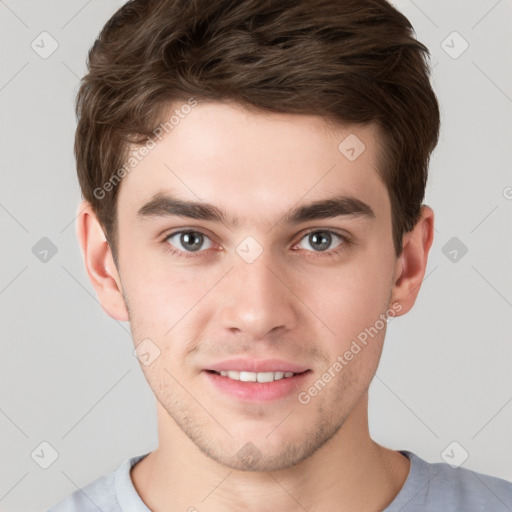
[166,231,213,252]
[297,231,343,252]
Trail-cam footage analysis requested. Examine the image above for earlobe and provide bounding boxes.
[75,200,129,322]
[390,206,435,316]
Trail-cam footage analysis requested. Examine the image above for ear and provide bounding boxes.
[75,200,129,322]
[390,205,434,316]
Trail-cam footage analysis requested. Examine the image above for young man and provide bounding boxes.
[49,0,512,510]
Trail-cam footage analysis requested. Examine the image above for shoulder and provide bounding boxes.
[390,450,512,511]
[426,460,512,509]
[46,453,151,512]
[46,470,118,512]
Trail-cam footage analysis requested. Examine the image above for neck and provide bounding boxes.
[131,393,410,512]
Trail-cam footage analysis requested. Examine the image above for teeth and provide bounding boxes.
[240,371,257,382]
[256,372,274,383]
[216,370,297,382]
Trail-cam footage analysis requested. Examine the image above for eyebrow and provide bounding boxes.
[136,192,375,228]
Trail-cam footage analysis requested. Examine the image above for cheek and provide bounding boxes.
[123,266,220,364]
[124,261,197,320]
[297,257,393,335]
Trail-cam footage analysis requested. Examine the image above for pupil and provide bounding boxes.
[310,232,330,251]
[181,232,203,251]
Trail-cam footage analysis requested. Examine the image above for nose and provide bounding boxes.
[217,251,298,340]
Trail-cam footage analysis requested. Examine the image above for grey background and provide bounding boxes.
[0,1,511,510]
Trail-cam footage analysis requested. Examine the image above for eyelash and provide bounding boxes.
[162,228,351,260]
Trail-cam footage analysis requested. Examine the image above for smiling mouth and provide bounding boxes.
[206,370,309,382]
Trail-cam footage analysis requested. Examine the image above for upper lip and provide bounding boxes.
[205,358,309,373]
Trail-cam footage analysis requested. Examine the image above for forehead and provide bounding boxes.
[117,101,389,227]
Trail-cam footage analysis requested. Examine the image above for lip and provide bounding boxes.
[205,358,309,373]
[203,369,311,402]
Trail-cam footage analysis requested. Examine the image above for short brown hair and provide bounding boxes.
[75,0,440,266]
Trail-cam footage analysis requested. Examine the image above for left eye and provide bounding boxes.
[295,230,344,252]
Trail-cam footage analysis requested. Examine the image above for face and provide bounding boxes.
[113,101,401,471]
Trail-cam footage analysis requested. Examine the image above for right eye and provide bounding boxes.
[163,230,215,257]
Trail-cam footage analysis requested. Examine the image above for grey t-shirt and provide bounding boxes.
[47,450,512,511]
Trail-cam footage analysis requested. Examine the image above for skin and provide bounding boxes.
[76,100,434,512]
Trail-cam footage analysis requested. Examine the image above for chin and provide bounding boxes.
[195,418,341,473]
[205,442,312,472]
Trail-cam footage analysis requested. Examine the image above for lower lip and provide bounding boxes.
[203,370,311,402]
